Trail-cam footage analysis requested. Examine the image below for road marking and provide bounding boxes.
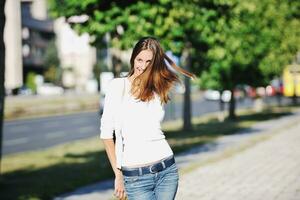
[46,131,66,139]
[43,121,60,128]
[70,118,87,125]
[4,137,29,146]
[7,125,29,133]
[78,126,94,134]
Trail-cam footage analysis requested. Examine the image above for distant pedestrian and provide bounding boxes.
[100,37,195,200]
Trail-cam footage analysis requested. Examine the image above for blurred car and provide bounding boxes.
[18,86,33,95]
[204,88,245,102]
[256,87,266,97]
[244,86,257,98]
[36,83,64,95]
[204,89,221,101]
[204,89,231,102]
[266,85,276,96]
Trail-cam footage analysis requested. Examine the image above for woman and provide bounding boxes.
[100,37,195,200]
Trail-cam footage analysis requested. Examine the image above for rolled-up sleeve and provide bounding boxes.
[100,79,118,139]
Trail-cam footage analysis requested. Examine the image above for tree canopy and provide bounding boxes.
[199,0,300,90]
[49,0,300,118]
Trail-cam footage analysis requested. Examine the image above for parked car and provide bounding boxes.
[36,83,64,95]
[204,89,221,101]
[204,89,231,102]
[204,88,246,102]
[18,86,33,95]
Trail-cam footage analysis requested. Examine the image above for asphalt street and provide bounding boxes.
[3,96,288,156]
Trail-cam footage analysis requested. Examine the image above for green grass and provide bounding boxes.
[0,106,294,200]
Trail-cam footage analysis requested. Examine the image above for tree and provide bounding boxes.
[0,0,6,175]
[43,39,62,85]
[48,0,210,130]
[200,0,300,119]
[48,0,299,122]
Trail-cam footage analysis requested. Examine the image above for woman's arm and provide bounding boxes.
[100,79,126,199]
[102,138,122,177]
[102,138,126,199]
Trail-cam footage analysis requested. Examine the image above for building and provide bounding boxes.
[4,0,97,94]
[54,18,97,92]
[21,0,55,77]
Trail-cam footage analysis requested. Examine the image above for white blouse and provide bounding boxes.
[100,77,173,168]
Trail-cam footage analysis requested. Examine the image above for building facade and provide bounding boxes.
[4,0,97,94]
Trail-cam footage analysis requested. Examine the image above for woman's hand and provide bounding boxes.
[114,175,127,200]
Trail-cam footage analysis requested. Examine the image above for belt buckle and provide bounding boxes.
[149,165,156,173]
[149,164,159,173]
[149,162,163,174]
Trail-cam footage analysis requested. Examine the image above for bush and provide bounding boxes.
[26,72,37,94]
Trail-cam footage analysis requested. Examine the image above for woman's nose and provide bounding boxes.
[140,62,147,69]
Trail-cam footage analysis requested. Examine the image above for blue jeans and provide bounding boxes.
[123,163,179,200]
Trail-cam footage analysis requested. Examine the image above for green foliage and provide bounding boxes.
[48,0,214,74]
[43,39,61,84]
[200,0,300,90]
[44,66,62,84]
[48,0,299,91]
[43,39,60,69]
[26,72,37,93]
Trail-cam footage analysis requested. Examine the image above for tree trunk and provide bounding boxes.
[228,88,236,119]
[292,94,298,105]
[0,0,6,175]
[276,93,282,106]
[181,44,192,130]
[112,55,122,78]
[183,74,192,130]
[218,90,225,121]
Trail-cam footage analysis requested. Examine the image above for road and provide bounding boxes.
[3,112,100,155]
[2,96,287,156]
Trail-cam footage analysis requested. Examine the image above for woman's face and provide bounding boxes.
[133,50,153,77]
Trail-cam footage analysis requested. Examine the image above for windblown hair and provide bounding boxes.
[127,37,195,104]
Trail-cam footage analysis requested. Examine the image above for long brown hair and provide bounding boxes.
[127,37,195,104]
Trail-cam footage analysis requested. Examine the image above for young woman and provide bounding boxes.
[100,37,195,200]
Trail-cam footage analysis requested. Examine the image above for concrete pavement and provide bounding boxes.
[176,113,300,200]
[54,110,300,200]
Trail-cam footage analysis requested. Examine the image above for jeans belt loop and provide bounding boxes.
[161,160,166,169]
[139,167,142,176]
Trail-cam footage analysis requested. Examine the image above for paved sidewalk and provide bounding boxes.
[176,115,300,200]
[55,111,300,200]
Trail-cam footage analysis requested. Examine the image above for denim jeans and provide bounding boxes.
[123,163,179,200]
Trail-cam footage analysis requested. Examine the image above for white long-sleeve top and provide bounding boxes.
[100,77,173,168]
